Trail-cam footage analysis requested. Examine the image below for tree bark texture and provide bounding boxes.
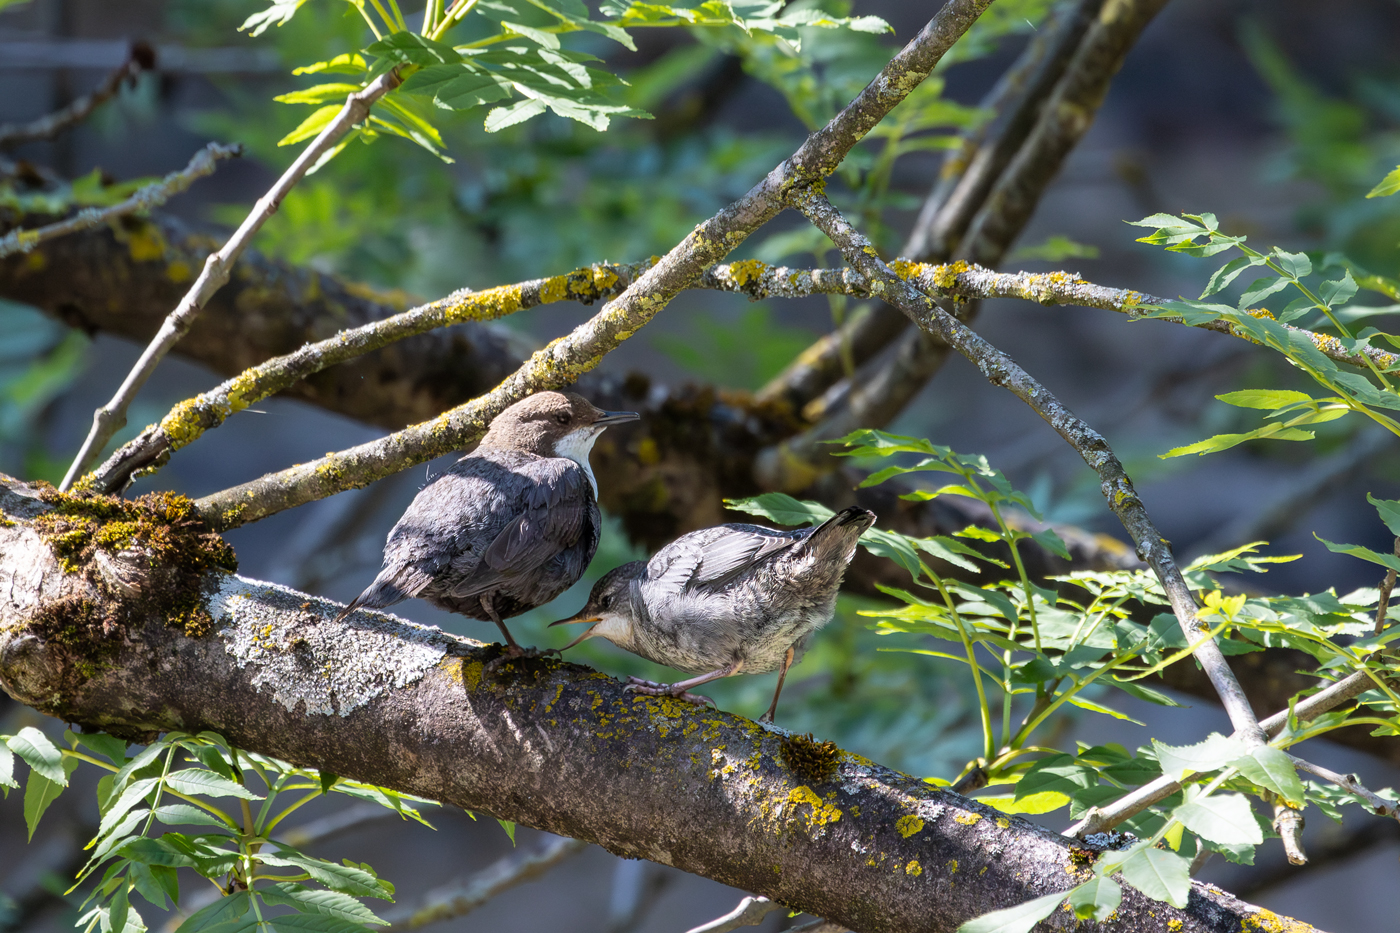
[0,477,1323,933]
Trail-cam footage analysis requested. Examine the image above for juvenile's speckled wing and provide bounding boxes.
[647,524,803,595]
[450,458,592,599]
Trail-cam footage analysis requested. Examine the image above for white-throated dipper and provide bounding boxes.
[336,391,638,657]
[551,506,876,721]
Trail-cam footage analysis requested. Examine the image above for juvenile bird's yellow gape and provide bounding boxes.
[553,507,875,722]
[336,391,638,659]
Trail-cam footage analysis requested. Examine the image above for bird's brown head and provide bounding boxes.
[480,391,639,460]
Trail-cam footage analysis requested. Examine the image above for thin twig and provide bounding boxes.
[0,41,154,150]
[59,69,402,491]
[0,142,241,260]
[190,0,997,531]
[384,836,587,931]
[1270,792,1307,866]
[1376,537,1400,634]
[791,187,1269,749]
[1288,753,1399,820]
[683,896,781,933]
[1065,666,1397,837]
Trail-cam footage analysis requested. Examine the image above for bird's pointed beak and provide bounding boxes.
[557,622,600,652]
[593,410,639,427]
[549,612,601,627]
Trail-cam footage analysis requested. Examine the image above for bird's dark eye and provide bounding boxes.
[554,412,570,425]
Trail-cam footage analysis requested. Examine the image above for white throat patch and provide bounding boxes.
[554,426,603,497]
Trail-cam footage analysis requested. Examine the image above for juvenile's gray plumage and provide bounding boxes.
[552,506,876,721]
[336,391,638,656]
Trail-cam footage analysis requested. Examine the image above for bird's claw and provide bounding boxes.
[623,677,716,709]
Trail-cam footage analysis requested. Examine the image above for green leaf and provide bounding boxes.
[8,727,66,785]
[1106,844,1191,908]
[278,105,342,147]
[152,804,232,829]
[1153,733,1248,780]
[70,730,129,765]
[274,83,361,106]
[1173,791,1263,845]
[1314,534,1400,572]
[1366,165,1400,198]
[0,741,14,793]
[1066,695,1143,725]
[725,493,832,527]
[1027,527,1070,560]
[128,861,170,911]
[116,837,201,869]
[99,776,159,827]
[293,53,368,76]
[1237,276,1290,308]
[497,818,517,845]
[980,791,1069,815]
[1214,389,1314,410]
[174,892,251,933]
[267,915,375,933]
[240,0,313,36]
[1067,875,1121,922]
[503,20,562,48]
[1201,255,1265,298]
[1367,493,1400,537]
[1320,271,1358,309]
[163,770,261,800]
[24,770,64,841]
[261,850,393,899]
[1273,249,1312,279]
[434,72,514,110]
[955,890,1065,933]
[109,882,147,933]
[1161,425,1315,458]
[1229,747,1305,804]
[259,883,386,926]
[484,98,548,132]
[366,32,462,66]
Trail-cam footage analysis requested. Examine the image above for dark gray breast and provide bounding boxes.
[383,447,601,620]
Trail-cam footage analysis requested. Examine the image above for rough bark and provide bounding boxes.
[0,476,1323,933]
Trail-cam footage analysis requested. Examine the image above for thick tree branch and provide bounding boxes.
[60,70,402,491]
[0,142,241,261]
[0,478,1324,933]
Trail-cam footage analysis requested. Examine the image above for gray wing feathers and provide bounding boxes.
[647,525,801,593]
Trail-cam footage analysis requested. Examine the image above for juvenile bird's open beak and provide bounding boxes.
[593,410,639,426]
[550,611,601,652]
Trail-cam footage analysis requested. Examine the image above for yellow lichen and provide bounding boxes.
[728,259,768,287]
[904,860,922,876]
[954,812,982,826]
[995,817,1009,829]
[787,785,842,830]
[1168,921,1183,932]
[540,274,570,304]
[896,814,924,838]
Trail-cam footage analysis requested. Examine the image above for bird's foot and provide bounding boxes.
[623,677,716,709]
[484,644,561,673]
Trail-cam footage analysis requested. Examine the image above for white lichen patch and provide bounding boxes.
[214,575,452,716]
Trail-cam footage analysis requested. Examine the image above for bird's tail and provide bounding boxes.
[804,506,876,559]
[330,573,413,625]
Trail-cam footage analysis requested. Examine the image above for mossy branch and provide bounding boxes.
[0,143,241,261]
[0,475,1323,933]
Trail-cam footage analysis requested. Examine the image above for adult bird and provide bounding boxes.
[336,391,638,657]
[551,506,876,721]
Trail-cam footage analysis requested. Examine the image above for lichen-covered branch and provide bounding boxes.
[191,0,999,531]
[0,41,155,150]
[59,70,402,491]
[790,187,1270,751]
[0,477,1324,933]
[0,142,241,261]
[89,261,652,494]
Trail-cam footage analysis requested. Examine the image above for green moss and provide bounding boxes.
[780,732,841,783]
[32,487,237,640]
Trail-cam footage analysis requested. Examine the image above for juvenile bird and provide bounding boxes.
[551,506,876,721]
[336,391,638,657]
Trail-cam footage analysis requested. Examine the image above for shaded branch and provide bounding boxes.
[0,142,241,261]
[0,42,155,150]
[1289,754,1399,820]
[60,70,403,491]
[0,477,1324,933]
[385,835,588,931]
[683,896,781,933]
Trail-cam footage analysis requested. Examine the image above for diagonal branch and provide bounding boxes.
[0,477,1325,933]
[789,187,1268,748]
[59,70,402,492]
[0,42,155,150]
[0,142,242,261]
[189,0,999,531]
